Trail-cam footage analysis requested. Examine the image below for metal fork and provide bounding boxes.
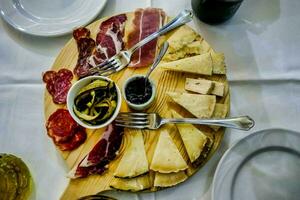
[88,9,193,76]
[115,113,255,131]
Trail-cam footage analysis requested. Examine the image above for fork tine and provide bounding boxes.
[115,119,149,125]
[115,123,147,129]
[98,59,118,71]
[118,112,149,117]
[116,116,148,121]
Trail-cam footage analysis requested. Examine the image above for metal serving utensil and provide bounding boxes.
[115,112,255,131]
[88,9,193,76]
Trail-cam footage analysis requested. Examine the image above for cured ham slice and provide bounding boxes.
[127,8,165,68]
[73,28,96,78]
[46,109,87,151]
[88,14,127,67]
[68,123,124,178]
[42,69,73,104]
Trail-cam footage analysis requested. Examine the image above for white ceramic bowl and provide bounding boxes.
[122,75,156,111]
[67,76,121,129]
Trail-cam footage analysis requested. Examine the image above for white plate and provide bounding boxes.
[212,129,300,200]
[0,0,107,36]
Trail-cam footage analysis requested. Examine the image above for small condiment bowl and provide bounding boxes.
[67,76,122,129]
[122,74,156,111]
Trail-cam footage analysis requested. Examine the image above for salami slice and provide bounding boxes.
[46,109,86,151]
[57,128,87,151]
[42,68,73,104]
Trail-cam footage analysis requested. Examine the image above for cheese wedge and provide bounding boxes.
[150,130,188,173]
[110,174,151,192]
[211,52,226,74]
[114,131,149,178]
[171,110,210,163]
[210,103,229,131]
[185,78,214,94]
[154,171,188,188]
[159,53,213,76]
[167,92,216,118]
[168,26,197,52]
[193,78,225,97]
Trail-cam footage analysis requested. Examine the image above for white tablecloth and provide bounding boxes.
[1,0,300,199]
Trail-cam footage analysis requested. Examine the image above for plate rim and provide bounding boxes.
[211,128,300,200]
[0,0,108,37]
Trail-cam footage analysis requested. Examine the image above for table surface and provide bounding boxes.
[1,0,300,199]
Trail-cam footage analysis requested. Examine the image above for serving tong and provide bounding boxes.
[88,9,193,76]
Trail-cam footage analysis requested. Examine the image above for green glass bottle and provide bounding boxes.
[192,0,243,24]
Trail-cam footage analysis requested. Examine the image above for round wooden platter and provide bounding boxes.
[44,12,229,200]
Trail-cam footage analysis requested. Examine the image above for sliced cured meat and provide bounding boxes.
[68,124,124,178]
[56,128,87,151]
[127,8,165,68]
[46,109,87,151]
[46,109,77,142]
[73,27,90,41]
[68,159,108,179]
[73,37,96,78]
[88,14,127,67]
[42,69,73,104]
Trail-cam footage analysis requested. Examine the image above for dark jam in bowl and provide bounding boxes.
[192,0,243,24]
[125,77,152,104]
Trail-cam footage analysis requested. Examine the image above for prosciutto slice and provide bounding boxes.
[88,14,127,67]
[128,8,165,68]
[68,123,124,179]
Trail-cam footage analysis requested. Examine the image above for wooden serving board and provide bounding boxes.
[44,12,229,200]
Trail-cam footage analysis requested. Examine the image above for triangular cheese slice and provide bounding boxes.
[110,174,151,192]
[171,110,210,163]
[114,131,149,178]
[159,53,213,75]
[167,25,197,52]
[211,51,226,74]
[150,130,188,173]
[167,92,216,118]
[154,171,188,188]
